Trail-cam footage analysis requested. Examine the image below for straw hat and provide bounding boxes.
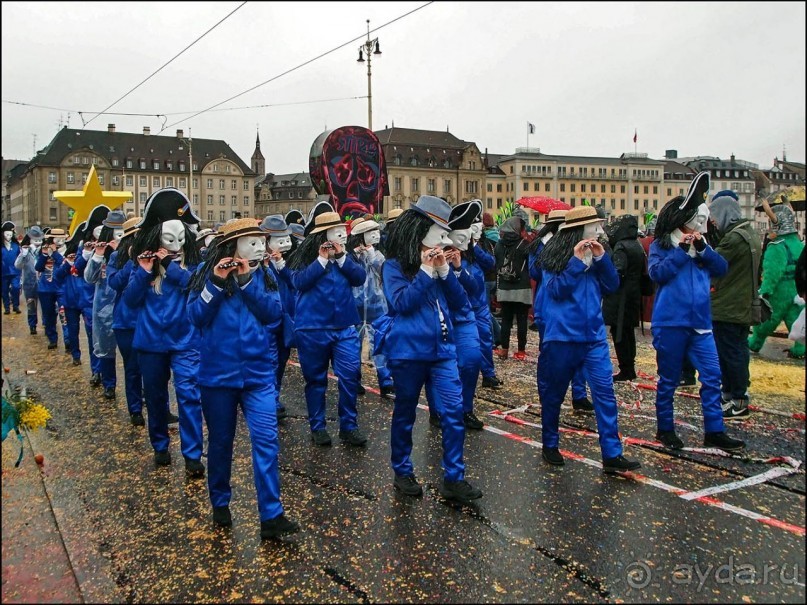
[386,208,404,223]
[350,217,381,235]
[309,211,346,235]
[545,209,568,224]
[558,206,602,231]
[217,217,265,244]
[122,217,141,238]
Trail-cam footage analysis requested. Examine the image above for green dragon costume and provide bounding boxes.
[748,204,805,358]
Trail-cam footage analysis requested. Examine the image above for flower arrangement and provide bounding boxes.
[2,367,51,446]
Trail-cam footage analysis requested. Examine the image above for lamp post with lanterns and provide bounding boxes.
[356,19,381,131]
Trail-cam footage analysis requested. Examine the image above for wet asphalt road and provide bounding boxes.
[1,311,805,603]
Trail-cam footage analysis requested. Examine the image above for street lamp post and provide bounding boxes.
[356,19,381,131]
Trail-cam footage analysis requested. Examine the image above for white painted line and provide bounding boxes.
[680,467,801,501]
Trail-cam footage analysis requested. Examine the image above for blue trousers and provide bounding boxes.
[389,358,466,482]
[537,324,588,401]
[65,306,100,374]
[427,321,481,415]
[537,340,623,460]
[356,322,393,388]
[114,329,143,414]
[296,327,361,433]
[652,327,725,434]
[274,335,291,410]
[38,292,59,344]
[98,356,116,389]
[201,385,284,522]
[138,349,204,460]
[2,275,20,312]
[23,288,38,329]
[475,307,497,379]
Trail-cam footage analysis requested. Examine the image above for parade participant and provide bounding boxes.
[123,188,205,475]
[469,205,503,390]
[36,230,68,350]
[347,216,395,400]
[428,200,484,429]
[537,205,640,472]
[288,222,305,247]
[379,195,483,504]
[748,201,805,359]
[55,221,101,370]
[529,210,594,413]
[649,172,745,452]
[14,226,44,334]
[49,228,71,349]
[708,191,762,420]
[84,210,126,400]
[494,215,532,360]
[287,210,368,447]
[479,211,502,349]
[261,214,297,420]
[2,221,21,315]
[378,207,403,255]
[602,214,646,382]
[187,218,299,539]
[195,228,218,260]
[285,209,305,227]
[303,200,336,237]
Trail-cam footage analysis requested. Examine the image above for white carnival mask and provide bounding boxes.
[113,228,125,242]
[448,228,472,252]
[54,237,65,248]
[92,225,103,239]
[582,221,604,240]
[470,222,483,242]
[268,235,292,253]
[685,203,710,233]
[161,219,186,254]
[3,231,12,243]
[30,238,43,250]
[236,235,266,271]
[422,224,453,249]
[541,231,554,245]
[326,225,347,246]
[363,229,381,246]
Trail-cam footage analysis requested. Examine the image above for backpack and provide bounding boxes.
[498,241,525,283]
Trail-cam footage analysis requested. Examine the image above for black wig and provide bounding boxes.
[188,236,277,295]
[286,230,329,271]
[384,209,433,279]
[539,225,585,274]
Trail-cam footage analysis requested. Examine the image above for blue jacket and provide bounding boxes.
[106,253,139,330]
[381,259,468,361]
[2,242,21,278]
[468,252,493,315]
[52,254,92,308]
[123,261,198,353]
[648,242,728,330]
[268,262,297,320]
[541,254,619,344]
[14,247,38,297]
[450,259,479,325]
[188,274,283,389]
[291,255,365,330]
[36,251,65,296]
[84,253,118,358]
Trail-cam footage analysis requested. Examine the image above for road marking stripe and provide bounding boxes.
[680,467,800,500]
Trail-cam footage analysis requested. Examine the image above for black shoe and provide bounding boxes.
[213,506,232,527]
[463,412,484,431]
[30,327,37,335]
[167,411,179,425]
[184,458,205,478]
[542,447,565,466]
[311,429,332,446]
[64,342,70,352]
[656,430,684,450]
[104,387,116,400]
[722,399,750,421]
[154,450,171,466]
[130,412,145,427]
[704,431,745,452]
[338,428,368,447]
[572,397,594,413]
[13,308,21,314]
[678,376,697,388]
[393,474,423,497]
[482,376,503,389]
[47,342,58,350]
[3,310,9,315]
[612,371,637,382]
[429,413,441,428]
[380,385,395,399]
[528,322,539,332]
[72,358,81,366]
[260,514,300,539]
[438,479,483,504]
[357,383,366,395]
[277,405,287,420]
[90,373,102,387]
[602,455,641,474]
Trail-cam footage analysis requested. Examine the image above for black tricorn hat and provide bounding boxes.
[136,188,200,231]
[69,205,111,243]
[655,171,710,241]
[303,200,335,236]
[448,200,482,231]
[285,209,305,226]
[1,221,15,233]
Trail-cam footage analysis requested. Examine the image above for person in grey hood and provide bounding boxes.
[708,190,761,420]
[494,216,532,360]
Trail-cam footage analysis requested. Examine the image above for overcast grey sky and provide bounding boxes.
[2,1,805,174]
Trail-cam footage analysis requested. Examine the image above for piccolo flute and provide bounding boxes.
[217,260,241,269]
[137,251,159,259]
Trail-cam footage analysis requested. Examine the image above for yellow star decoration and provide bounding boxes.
[53,165,132,236]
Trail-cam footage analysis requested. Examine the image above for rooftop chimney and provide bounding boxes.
[665,149,678,159]
[730,153,735,163]
[143,126,151,136]
[108,124,116,133]
[176,129,184,138]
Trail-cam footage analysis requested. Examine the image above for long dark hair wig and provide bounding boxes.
[287,230,329,271]
[97,226,117,263]
[114,232,137,269]
[188,236,277,295]
[129,222,201,294]
[539,225,584,274]
[384,209,433,279]
[528,220,562,272]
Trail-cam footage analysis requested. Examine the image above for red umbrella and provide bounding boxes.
[516,196,571,214]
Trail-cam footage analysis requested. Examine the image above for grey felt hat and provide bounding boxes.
[411,195,451,230]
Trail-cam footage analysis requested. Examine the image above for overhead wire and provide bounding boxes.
[158,1,434,133]
[82,1,248,128]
